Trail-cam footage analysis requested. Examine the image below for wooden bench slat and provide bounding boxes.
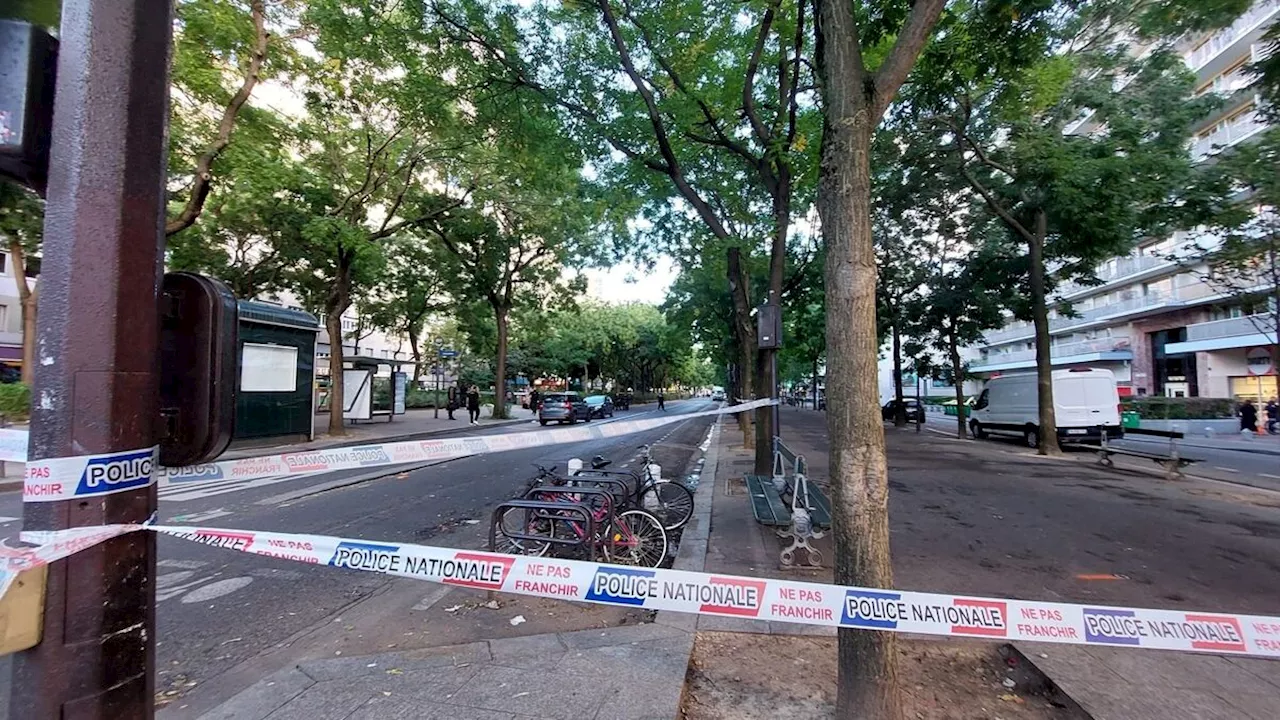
[745,474,791,526]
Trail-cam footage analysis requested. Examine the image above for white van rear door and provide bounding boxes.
[1056,375,1120,428]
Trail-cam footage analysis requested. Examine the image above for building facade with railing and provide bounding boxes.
[968,1,1279,403]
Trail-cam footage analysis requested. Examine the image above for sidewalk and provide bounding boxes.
[755,406,1280,719]
[175,417,723,720]
[221,408,532,461]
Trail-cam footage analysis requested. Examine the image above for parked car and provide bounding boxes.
[881,398,925,423]
[583,395,615,418]
[538,391,592,425]
[968,368,1122,447]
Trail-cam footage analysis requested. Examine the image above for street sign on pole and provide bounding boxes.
[1246,347,1273,376]
[10,2,171,716]
[439,348,458,358]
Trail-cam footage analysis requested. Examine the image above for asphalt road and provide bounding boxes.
[1111,435,1280,491]
[0,398,719,717]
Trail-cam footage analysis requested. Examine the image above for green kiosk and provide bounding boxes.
[234,301,321,442]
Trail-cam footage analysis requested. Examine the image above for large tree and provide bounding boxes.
[0,182,42,384]
[430,0,820,470]
[911,1,1228,453]
[812,0,948,713]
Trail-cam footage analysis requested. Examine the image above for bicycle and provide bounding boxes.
[497,465,668,568]
[575,445,695,531]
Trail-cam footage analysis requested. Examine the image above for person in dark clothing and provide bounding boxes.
[1239,398,1258,433]
[529,389,541,415]
[445,387,458,420]
[657,391,665,411]
[466,385,481,425]
[1266,398,1278,435]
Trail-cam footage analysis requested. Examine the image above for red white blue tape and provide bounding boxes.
[22,447,158,503]
[5,523,1279,658]
[18,399,776,502]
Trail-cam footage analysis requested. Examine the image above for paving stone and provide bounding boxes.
[261,680,373,720]
[557,622,684,650]
[446,664,604,719]
[346,695,516,720]
[489,632,568,662]
[196,667,314,720]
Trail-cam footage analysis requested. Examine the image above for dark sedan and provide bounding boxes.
[539,392,592,425]
[881,398,925,423]
[584,395,615,418]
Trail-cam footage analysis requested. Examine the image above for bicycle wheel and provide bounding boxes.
[639,481,695,531]
[495,506,553,556]
[603,510,668,568]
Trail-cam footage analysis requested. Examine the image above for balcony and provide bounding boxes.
[979,281,1232,349]
[1185,0,1280,74]
[1056,253,1173,298]
[973,337,1134,372]
[1192,106,1268,160]
[1165,313,1279,354]
[1189,314,1278,341]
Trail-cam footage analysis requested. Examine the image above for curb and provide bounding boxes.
[220,417,532,461]
[1120,434,1280,458]
[1001,644,1094,719]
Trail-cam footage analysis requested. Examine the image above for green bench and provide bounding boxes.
[745,439,831,530]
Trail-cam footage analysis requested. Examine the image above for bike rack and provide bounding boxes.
[522,485,630,558]
[490,499,597,562]
[562,474,634,508]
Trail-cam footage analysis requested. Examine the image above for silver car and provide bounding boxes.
[538,392,591,425]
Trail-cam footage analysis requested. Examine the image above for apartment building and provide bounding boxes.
[252,290,412,365]
[0,249,32,369]
[969,0,1279,403]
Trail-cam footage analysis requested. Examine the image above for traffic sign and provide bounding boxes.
[1246,346,1273,376]
[438,348,458,358]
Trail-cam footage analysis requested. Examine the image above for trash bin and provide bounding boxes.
[943,404,957,416]
[1121,411,1140,429]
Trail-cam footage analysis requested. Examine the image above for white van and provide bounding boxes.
[969,368,1122,448]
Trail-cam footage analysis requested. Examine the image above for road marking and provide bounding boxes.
[157,559,208,570]
[0,516,19,524]
[1076,573,1128,581]
[1214,466,1240,473]
[169,509,232,523]
[1261,473,1280,480]
[180,577,254,604]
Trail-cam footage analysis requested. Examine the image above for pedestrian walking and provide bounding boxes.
[1266,397,1278,435]
[1239,398,1258,434]
[529,389,541,415]
[657,391,665,411]
[446,386,458,420]
[466,385,481,425]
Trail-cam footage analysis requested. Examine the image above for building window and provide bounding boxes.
[0,304,8,329]
[0,253,7,275]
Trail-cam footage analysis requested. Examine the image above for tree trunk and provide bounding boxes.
[493,304,510,419]
[948,321,966,440]
[891,321,906,426]
[20,288,37,386]
[326,259,353,436]
[8,240,37,385]
[817,81,902,720]
[812,357,819,409]
[727,247,757,452]
[326,310,346,437]
[1028,209,1060,455]
[408,326,423,384]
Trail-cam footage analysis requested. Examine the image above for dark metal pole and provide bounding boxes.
[9,1,172,718]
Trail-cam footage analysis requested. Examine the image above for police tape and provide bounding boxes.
[18,399,776,503]
[5,521,1280,659]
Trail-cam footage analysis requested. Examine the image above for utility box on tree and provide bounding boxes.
[757,304,782,349]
